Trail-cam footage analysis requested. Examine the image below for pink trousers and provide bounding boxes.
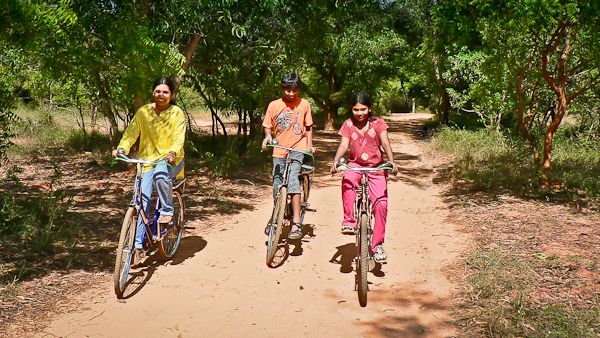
[341,169,388,251]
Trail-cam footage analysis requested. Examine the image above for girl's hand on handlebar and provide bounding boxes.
[112,148,125,158]
[330,162,338,175]
[390,162,399,175]
[308,146,316,154]
[166,151,177,164]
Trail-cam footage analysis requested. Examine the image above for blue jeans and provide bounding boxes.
[134,160,184,249]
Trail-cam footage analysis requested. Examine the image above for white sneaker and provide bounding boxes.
[373,245,387,263]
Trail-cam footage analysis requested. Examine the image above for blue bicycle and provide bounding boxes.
[113,154,186,299]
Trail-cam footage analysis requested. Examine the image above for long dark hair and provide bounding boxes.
[349,92,373,118]
[153,76,177,105]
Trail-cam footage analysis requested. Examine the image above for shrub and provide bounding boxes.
[66,129,112,153]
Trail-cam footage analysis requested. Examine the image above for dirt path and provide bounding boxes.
[34,114,465,337]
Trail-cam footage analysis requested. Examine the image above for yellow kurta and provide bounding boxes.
[118,103,186,176]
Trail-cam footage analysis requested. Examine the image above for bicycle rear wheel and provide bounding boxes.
[158,191,185,259]
[266,186,287,266]
[357,213,369,307]
[113,207,136,299]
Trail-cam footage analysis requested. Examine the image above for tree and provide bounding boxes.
[538,1,600,179]
[278,1,405,129]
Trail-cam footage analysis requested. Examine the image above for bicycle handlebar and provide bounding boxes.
[113,154,170,166]
[335,162,394,172]
[266,143,315,160]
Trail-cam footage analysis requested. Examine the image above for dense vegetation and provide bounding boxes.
[1,0,599,334]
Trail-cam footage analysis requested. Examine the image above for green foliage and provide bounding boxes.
[551,130,600,196]
[0,164,72,253]
[433,127,539,193]
[14,109,70,153]
[66,130,112,153]
[186,133,268,177]
[433,127,600,204]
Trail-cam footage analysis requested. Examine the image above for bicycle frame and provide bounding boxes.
[117,154,178,247]
[337,162,394,250]
[130,171,162,248]
[354,173,372,236]
[268,143,314,201]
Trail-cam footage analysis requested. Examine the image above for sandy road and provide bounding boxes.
[36,113,464,338]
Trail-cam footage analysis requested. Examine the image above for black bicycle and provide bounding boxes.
[335,159,393,307]
[265,141,314,267]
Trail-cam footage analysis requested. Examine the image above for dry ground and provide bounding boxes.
[1,113,598,337]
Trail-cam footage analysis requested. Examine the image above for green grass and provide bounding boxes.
[551,135,600,196]
[462,248,600,337]
[432,127,538,194]
[432,127,600,204]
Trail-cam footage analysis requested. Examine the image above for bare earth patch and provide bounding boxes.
[444,190,600,335]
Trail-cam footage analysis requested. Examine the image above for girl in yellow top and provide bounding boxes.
[112,77,186,250]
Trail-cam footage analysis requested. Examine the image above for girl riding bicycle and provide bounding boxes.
[330,92,397,263]
[112,77,186,258]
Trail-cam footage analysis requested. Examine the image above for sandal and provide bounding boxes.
[373,245,387,263]
[288,223,303,240]
[341,225,355,235]
[158,214,172,224]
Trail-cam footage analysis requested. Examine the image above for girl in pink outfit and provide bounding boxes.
[330,93,397,263]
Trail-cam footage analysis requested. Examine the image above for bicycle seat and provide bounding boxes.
[300,164,314,174]
[173,178,186,192]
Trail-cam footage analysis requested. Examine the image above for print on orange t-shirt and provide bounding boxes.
[262,97,313,158]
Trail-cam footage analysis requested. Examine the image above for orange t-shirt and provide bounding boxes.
[262,97,313,158]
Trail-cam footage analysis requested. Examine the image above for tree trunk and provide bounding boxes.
[432,54,449,124]
[305,90,337,131]
[542,93,567,178]
[515,67,540,166]
[237,108,242,135]
[90,103,97,133]
[540,20,571,181]
[174,33,202,93]
[249,110,256,137]
[95,72,119,141]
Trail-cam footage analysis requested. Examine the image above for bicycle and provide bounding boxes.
[335,159,393,307]
[112,154,186,299]
[265,140,314,267]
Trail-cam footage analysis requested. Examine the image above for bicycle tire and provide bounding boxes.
[113,207,136,299]
[357,213,369,307]
[158,191,185,259]
[266,186,287,266]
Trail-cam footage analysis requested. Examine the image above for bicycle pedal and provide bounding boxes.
[306,208,316,212]
[301,202,310,207]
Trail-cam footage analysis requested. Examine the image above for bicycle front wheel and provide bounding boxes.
[266,186,287,266]
[113,207,136,299]
[158,191,185,259]
[357,213,369,307]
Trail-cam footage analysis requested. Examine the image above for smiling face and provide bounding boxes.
[351,103,370,123]
[153,84,172,106]
[282,86,299,102]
